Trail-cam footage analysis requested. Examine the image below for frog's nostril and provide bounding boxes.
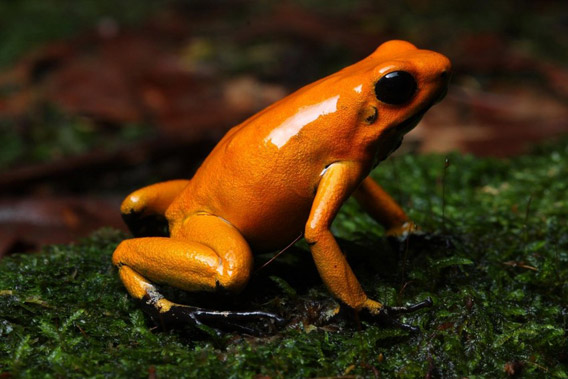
[440,70,448,80]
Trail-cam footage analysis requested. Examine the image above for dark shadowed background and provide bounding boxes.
[1,0,567,256]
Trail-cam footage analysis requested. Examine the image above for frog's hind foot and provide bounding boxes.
[140,298,285,336]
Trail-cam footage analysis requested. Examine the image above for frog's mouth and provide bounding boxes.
[376,87,448,166]
[376,105,430,164]
[396,84,448,134]
[396,109,427,135]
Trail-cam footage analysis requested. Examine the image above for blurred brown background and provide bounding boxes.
[1,0,567,256]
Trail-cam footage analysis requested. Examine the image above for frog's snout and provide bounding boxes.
[434,69,451,104]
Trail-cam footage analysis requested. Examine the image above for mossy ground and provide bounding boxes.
[1,141,567,377]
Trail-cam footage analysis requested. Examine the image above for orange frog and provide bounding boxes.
[113,40,451,332]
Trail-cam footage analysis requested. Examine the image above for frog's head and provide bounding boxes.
[347,40,451,163]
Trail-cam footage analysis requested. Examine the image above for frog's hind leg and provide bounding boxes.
[116,264,280,334]
[112,214,284,333]
[121,180,189,237]
[353,176,416,236]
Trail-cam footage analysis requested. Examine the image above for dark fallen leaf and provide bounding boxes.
[0,11,286,141]
[0,196,125,257]
[412,83,568,157]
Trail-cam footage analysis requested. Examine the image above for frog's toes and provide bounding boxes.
[141,299,285,336]
[386,221,421,238]
[385,296,433,315]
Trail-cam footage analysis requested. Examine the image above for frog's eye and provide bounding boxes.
[375,71,417,105]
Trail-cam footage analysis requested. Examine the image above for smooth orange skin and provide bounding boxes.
[113,40,451,315]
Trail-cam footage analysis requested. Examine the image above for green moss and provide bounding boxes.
[2,141,568,377]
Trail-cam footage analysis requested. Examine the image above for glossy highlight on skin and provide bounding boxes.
[265,95,340,149]
[113,40,451,321]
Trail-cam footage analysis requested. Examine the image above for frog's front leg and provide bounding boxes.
[305,163,430,327]
[112,214,283,334]
[353,176,417,237]
[121,180,189,237]
[305,162,380,312]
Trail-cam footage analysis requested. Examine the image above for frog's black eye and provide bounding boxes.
[375,71,417,105]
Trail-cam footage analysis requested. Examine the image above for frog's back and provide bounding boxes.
[166,72,368,249]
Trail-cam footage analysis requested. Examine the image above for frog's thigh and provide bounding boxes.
[175,214,253,293]
[121,179,189,216]
[113,216,252,295]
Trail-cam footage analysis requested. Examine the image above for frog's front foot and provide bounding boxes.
[140,300,286,336]
[363,297,433,333]
[378,297,433,333]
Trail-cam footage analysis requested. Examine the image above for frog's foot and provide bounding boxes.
[363,297,433,333]
[378,297,433,332]
[116,262,284,335]
[386,221,421,238]
[140,297,285,336]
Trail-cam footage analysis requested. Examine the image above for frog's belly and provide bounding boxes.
[169,138,324,251]
[215,191,314,252]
